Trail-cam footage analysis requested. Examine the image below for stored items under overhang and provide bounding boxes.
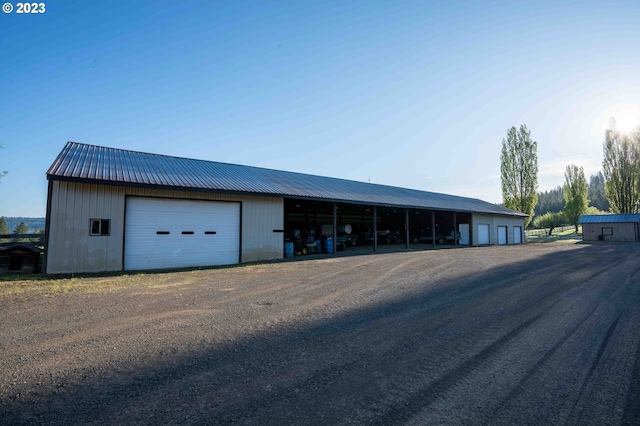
[124,197,240,270]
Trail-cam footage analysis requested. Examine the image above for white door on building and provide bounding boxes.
[459,223,470,245]
[124,197,240,271]
[498,226,508,245]
[478,224,489,245]
[513,226,522,244]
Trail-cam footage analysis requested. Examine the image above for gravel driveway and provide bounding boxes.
[2,242,640,425]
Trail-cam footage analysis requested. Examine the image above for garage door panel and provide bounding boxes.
[125,198,240,270]
[498,226,507,245]
[514,226,522,244]
[125,247,239,270]
[478,224,489,245]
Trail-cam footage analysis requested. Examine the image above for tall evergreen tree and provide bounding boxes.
[13,221,28,235]
[563,165,589,232]
[501,124,539,226]
[588,172,610,212]
[534,186,565,216]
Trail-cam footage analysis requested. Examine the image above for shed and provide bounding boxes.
[0,243,42,273]
[578,214,640,242]
[44,142,528,274]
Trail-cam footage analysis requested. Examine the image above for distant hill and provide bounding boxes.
[1,217,46,233]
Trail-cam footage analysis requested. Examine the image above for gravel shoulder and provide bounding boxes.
[2,242,640,425]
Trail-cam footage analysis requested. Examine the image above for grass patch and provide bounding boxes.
[0,261,280,299]
[526,228,582,244]
[0,272,158,299]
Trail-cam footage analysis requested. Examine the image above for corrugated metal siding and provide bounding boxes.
[46,182,284,273]
[471,214,525,246]
[578,214,640,224]
[46,181,125,273]
[47,142,526,217]
[582,223,638,242]
[241,197,284,262]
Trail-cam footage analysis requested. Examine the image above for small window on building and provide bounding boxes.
[90,219,110,236]
[602,227,613,236]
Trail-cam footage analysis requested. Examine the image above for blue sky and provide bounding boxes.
[1,0,639,217]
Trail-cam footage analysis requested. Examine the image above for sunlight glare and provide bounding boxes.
[609,106,640,135]
[614,113,640,135]
[591,103,640,140]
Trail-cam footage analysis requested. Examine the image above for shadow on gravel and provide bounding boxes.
[0,238,586,283]
[0,243,446,283]
[4,243,640,425]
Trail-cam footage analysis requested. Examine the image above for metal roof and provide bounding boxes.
[47,142,527,217]
[578,214,640,224]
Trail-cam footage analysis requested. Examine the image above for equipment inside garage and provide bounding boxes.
[283,199,472,255]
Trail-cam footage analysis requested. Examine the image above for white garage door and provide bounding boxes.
[498,226,508,245]
[514,226,522,244]
[125,197,240,271]
[478,224,489,245]
[459,223,470,245]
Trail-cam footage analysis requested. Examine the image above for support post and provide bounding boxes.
[373,206,378,252]
[333,203,338,255]
[431,211,436,248]
[453,211,457,246]
[405,208,410,249]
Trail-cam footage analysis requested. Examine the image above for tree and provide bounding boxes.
[533,211,566,236]
[534,186,564,217]
[563,165,589,232]
[584,206,606,215]
[602,119,640,213]
[588,172,610,212]
[501,124,539,226]
[13,221,28,235]
[0,216,9,235]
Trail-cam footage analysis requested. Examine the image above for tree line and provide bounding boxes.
[534,172,610,217]
[0,217,44,235]
[501,119,639,233]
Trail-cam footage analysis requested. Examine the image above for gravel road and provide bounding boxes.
[2,242,640,425]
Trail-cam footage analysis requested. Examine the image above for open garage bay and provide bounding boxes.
[2,243,640,424]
